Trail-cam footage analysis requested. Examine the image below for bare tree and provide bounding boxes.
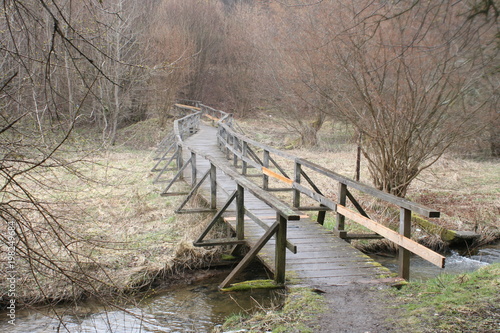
[277,0,498,196]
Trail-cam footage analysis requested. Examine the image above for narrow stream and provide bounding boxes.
[369,241,500,281]
[0,270,285,333]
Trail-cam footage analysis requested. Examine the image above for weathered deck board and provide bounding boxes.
[181,123,390,286]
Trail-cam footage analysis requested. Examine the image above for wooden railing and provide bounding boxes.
[214,110,445,280]
[153,102,445,284]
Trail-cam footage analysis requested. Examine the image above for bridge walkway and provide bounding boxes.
[182,123,390,287]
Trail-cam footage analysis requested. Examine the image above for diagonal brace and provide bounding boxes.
[219,221,279,289]
[175,169,214,213]
[194,191,237,244]
[161,155,192,195]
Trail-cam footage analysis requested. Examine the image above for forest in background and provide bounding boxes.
[0,0,499,314]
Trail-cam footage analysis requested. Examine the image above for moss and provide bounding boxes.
[412,214,457,242]
[220,254,239,261]
[221,279,283,292]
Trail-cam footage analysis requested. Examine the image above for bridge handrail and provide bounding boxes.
[216,120,439,218]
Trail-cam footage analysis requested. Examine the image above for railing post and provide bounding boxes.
[210,163,217,210]
[336,183,347,238]
[293,161,301,208]
[236,184,244,240]
[217,127,221,147]
[191,151,197,187]
[233,137,239,167]
[226,134,232,160]
[263,150,270,190]
[399,208,411,280]
[275,213,287,285]
[242,142,248,175]
[177,145,184,180]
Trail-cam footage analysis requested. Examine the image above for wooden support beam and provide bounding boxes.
[219,221,280,289]
[151,141,175,172]
[176,209,217,214]
[263,150,270,190]
[242,142,248,175]
[266,188,294,192]
[275,214,287,285]
[191,151,197,187]
[399,208,411,280]
[346,189,370,218]
[268,155,290,179]
[236,185,245,240]
[160,192,189,197]
[175,169,211,213]
[336,183,347,237]
[174,103,201,111]
[297,206,331,212]
[238,210,298,254]
[204,113,220,122]
[293,162,301,208]
[210,164,217,210]
[193,238,246,247]
[344,233,384,240]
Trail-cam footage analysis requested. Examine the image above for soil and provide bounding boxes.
[314,283,402,333]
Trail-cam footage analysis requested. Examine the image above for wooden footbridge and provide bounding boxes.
[152,102,445,289]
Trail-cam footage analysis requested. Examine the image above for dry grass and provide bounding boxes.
[0,141,221,306]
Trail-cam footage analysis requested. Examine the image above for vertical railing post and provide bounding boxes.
[263,150,270,190]
[236,184,244,240]
[275,213,287,285]
[336,183,347,238]
[233,137,239,167]
[191,151,197,187]
[210,163,217,210]
[293,161,301,208]
[399,208,411,280]
[242,142,248,175]
[226,134,232,160]
[217,127,221,147]
[177,145,184,181]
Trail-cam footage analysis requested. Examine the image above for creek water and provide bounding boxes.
[0,270,284,333]
[369,241,500,281]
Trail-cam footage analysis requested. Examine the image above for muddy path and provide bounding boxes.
[314,283,401,333]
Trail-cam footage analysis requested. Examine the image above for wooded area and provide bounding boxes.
[0,0,498,311]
